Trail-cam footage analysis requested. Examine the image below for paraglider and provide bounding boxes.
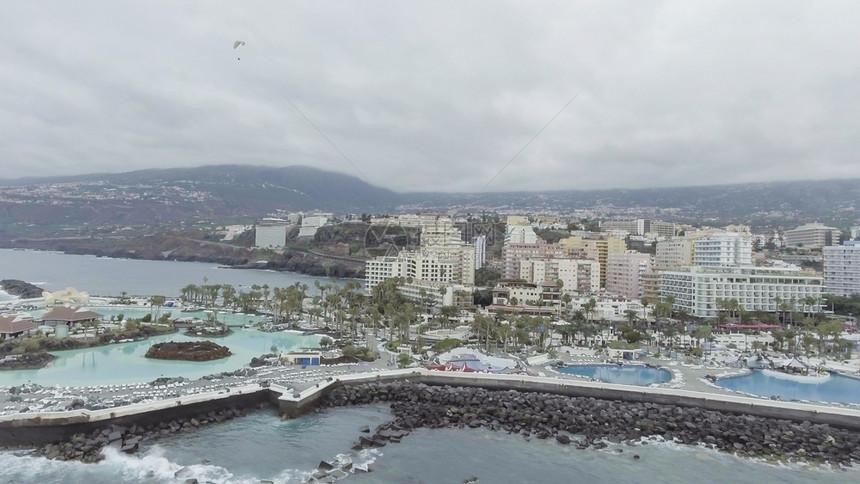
[233,40,245,60]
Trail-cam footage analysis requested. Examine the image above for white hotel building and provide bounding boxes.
[693,232,752,267]
[254,218,290,248]
[824,241,860,296]
[365,252,455,293]
[660,266,823,318]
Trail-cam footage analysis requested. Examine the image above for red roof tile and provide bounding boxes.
[0,315,37,334]
[40,306,102,322]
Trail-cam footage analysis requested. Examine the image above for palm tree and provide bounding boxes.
[221,284,236,309]
[473,313,496,351]
[624,309,638,327]
[149,295,166,321]
[802,295,817,318]
[715,298,726,322]
[640,297,650,320]
[497,323,512,353]
[583,298,597,327]
[262,284,271,310]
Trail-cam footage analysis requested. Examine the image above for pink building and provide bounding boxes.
[606,251,653,300]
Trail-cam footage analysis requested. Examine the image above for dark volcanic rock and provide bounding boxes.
[0,352,55,371]
[320,382,860,466]
[145,341,230,361]
[0,279,44,299]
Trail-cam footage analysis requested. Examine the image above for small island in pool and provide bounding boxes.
[184,324,233,338]
[0,352,55,370]
[145,341,231,362]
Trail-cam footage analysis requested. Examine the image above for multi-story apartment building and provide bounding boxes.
[473,234,487,270]
[558,235,627,288]
[297,214,330,237]
[365,220,477,293]
[693,232,752,267]
[492,282,561,310]
[784,223,842,249]
[571,259,602,294]
[365,256,409,293]
[364,252,456,294]
[505,215,530,227]
[254,219,289,248]
[504,224,538,245]
[519,258,600,294]
[655,238,693,270]
[398,280,474,309]
[600,218,676,237]
[606,251,653,300]
[502,242,566,280]
[423,244,475,286]
[659,266,823,318]
[418,219,461,246]
[639,270,661,302]
[417,219,475,285]
[823,240,860,296]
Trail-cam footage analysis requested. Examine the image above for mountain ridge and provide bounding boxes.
[0,165,857,230]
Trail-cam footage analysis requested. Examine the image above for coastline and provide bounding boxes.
[0,289,16,304]
[6,372,860,468]
[0,240,365,279]
[0,279,42,300]
[321,381,860,466]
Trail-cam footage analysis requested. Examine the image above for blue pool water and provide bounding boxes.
[716,371,860,405]
[558,364,673,386]
[0,329,320,387]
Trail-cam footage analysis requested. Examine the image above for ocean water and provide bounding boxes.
[24,305,268,326]
[716,370,860,405]
[558,364,673,386]
[2,405,857,484]
[0,329,320,387]
[0,249,356,298]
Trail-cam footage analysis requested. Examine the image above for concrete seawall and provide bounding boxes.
[279,369,860,431]
[4,369,860,447]
[0,385,272,447]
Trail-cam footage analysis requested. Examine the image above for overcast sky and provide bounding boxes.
[2,1,859,192]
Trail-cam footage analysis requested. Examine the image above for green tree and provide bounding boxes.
[397,352,413,368]
[149,295,166,321]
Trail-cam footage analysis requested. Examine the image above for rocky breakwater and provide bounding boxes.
[26,405,262,463]
[0,279,43,299]
[145,341,230,361]
[322,382,860,467]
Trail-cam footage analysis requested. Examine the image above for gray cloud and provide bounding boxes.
[1,1,859,192]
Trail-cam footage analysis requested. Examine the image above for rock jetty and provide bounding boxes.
[29,405,260,463]
[0,279,43,299]
[322,382,860,466]
[145,341,230,361]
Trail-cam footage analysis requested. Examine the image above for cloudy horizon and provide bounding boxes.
[3,1,859,192]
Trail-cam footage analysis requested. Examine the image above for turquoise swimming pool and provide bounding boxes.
[715,370,860,405]
[0,329,319,387]
[557,364,673,386]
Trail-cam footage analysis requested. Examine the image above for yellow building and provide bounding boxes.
[559,235,627,288]
[505,215,529,226]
